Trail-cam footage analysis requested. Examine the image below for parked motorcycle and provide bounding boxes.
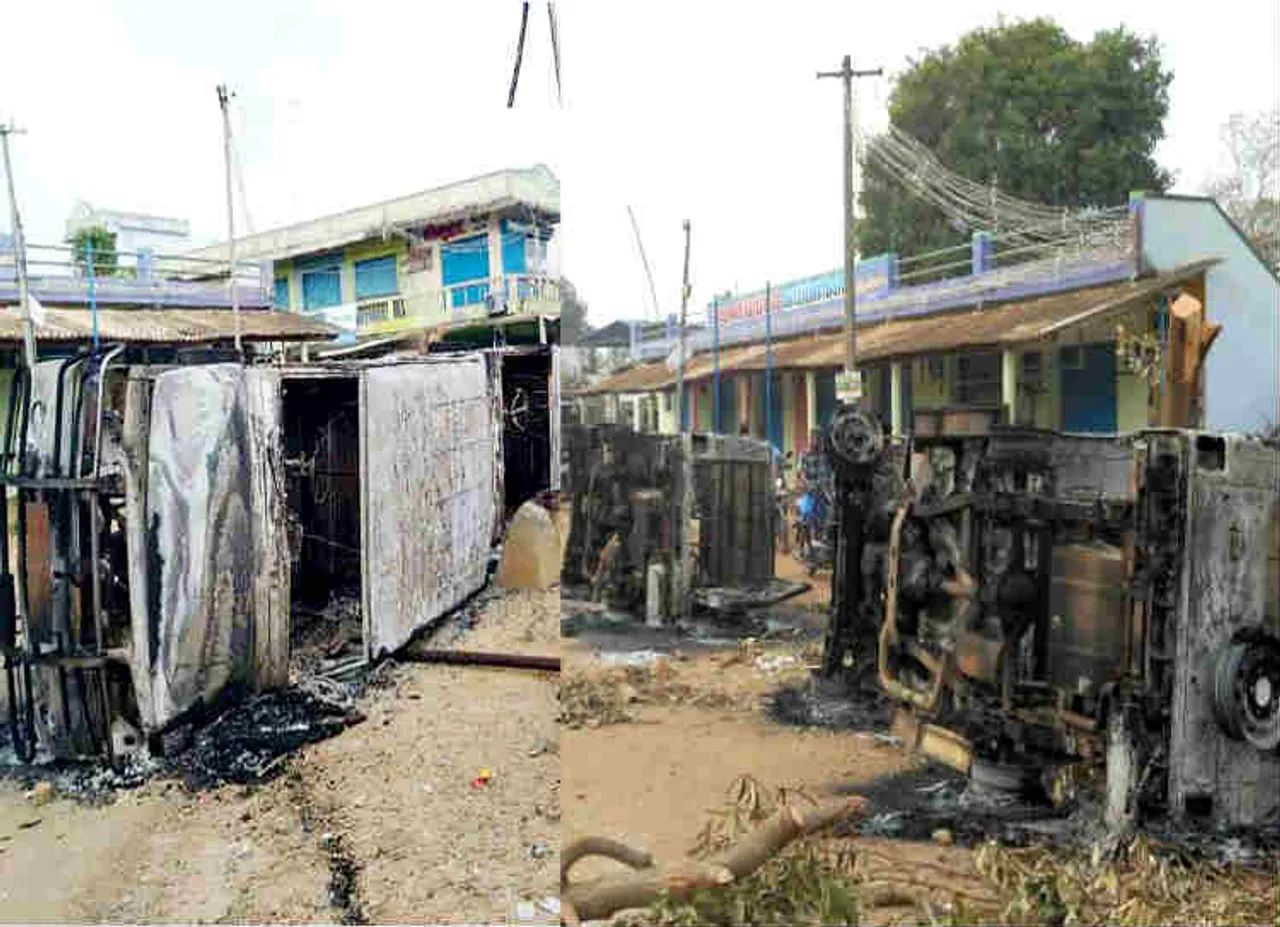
[793,485,833,574]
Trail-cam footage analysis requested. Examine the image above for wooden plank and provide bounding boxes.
[246,367,290,691]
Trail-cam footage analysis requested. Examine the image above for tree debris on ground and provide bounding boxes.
[564,775,867,924]
[558,660,754,730]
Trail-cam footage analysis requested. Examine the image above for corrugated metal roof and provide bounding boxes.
[580,262,1212,395]
[0,306,338,344]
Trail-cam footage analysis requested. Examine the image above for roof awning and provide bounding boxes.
[580,261,1214,395]
[0,306,339,345]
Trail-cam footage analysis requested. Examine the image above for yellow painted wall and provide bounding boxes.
[781,373,797,454]
[696,382,713,431]
[1117,370,1150,432]
[911,354,952,409]
[657,388,677,434]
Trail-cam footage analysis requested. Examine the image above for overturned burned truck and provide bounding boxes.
[2,353,508,764]
[822,407,1280,828]
[563,424,780,617]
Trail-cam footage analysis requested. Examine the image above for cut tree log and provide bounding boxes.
[561,795,866,923]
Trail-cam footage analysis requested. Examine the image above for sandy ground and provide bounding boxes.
[559,623,1029,923]
[0,586,560,925]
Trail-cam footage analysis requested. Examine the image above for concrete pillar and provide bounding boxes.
[972,231,994,275]
[805,371,818,435]
[781,372,797,455]
[1001,349,1018,424]
[736,375,750,434]
[890,362,903,437]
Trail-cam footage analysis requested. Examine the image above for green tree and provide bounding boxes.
[856,18,1174,262]
[68,225,119,278]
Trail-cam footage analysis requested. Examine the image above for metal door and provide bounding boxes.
[360,358,499,658]
[1060,344,1118,433]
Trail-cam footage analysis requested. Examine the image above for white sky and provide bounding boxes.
[4,1,1278,327]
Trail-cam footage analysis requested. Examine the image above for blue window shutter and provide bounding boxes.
[354,255,398,300]
[441,235,489,285]
[302,269,342,310]
[274,277,289,309]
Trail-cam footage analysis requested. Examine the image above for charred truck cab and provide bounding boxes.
[823,406,1280,830]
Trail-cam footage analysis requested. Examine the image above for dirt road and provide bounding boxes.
[560,631,919,879]
[0,588,560,924]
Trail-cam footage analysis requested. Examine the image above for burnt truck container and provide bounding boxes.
[823,410,1280,829]
[563,426,776,613]
[2,354,502,761]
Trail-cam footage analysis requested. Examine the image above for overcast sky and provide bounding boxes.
[4,1,1277,327]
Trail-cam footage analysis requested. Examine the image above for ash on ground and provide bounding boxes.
[1,680,365,803]
[766,671,893,731]
[168,684,365,789]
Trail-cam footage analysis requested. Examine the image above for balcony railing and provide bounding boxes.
[353,274,560,335]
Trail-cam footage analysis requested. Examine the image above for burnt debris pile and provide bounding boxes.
[170,685,365,789]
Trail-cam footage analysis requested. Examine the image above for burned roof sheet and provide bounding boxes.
[0,306,338,344]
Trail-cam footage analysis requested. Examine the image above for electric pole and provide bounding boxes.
[818,55,881,405]
[674,219,693,623]
[217,84,243,355]
[1,123,37,372]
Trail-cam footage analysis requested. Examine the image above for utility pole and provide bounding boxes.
[818,55,881,405]
[674,219,693,623]
[1,123,37,372]
[217,84,243,355]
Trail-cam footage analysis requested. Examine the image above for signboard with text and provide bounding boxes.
[713,254,895,324]
[835,369,863,403]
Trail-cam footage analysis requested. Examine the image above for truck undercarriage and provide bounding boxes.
[822,407,1280,830]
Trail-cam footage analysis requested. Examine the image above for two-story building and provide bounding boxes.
[183,164,560,353]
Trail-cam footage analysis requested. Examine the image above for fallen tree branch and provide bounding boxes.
[561,796,866,922]
[561,835,655,884]
[403,649,560,672]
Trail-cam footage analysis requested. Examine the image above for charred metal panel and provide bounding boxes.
[245,368,290,691]
[1169,435,1280,826]
[141,365,254,731]
[360,358,497,658]
[693,435,776,589]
